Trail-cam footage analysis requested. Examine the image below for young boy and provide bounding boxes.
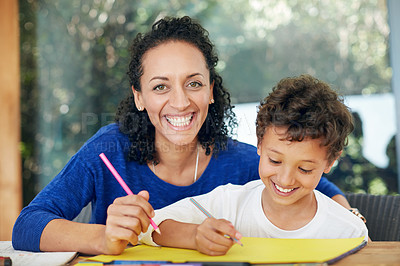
[139,74,368,256]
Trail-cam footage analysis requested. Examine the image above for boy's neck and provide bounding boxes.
[261,189,318,230]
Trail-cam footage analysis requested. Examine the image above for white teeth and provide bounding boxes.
[166,114,193,127]
[275,183,295,193]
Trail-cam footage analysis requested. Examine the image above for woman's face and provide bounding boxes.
[133,41,214,147]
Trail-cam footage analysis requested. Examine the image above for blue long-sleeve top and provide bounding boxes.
[12,123,343,252]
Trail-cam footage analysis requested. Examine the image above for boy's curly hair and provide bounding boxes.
[256,74,354,163]
[115,16,236,164]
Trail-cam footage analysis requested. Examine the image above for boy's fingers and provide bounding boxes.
[198,218,237,246]
[213,219,242,243]
[196,232,232,256]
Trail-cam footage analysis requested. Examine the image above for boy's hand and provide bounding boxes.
[102,190,155,254]
[194,217,242,256]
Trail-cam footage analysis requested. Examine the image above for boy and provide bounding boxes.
[139,74,368,256]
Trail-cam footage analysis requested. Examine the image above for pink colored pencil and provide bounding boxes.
[99,153,161,234]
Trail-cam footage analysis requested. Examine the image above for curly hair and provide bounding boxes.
[256,74,354,163]
[115,16,237,164]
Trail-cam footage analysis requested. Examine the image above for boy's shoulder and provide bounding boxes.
[314,190,351,214]
[311,190,368,240]
[314,190,368,234]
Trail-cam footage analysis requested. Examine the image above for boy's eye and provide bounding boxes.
[299,167,313,174]
[269,158,281,165]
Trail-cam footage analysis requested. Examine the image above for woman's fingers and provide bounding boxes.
[103,192,156,253]
[106,209,147,236]
[113,192,155,218]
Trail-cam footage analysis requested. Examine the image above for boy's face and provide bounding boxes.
[257,126,335,207]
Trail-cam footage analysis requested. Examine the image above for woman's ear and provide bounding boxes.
[132,86,144,111]
[209,80,214,103]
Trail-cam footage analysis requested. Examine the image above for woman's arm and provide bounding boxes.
[39,191,155,255]
[331,194,351,209]
[40,219,110,254]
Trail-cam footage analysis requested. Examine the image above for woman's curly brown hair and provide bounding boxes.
[115,16,237,164]
[256,74,354,163]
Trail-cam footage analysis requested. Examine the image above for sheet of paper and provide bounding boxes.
[0,241,77,266]
[87,237,365,264]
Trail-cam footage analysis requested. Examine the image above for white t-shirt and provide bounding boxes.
[140,180,368,245]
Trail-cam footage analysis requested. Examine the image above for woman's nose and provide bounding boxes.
[169,86,190,110]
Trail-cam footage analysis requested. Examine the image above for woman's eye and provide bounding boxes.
[299,167,313,174]
[153,85,167,91]
[188,81,202,88]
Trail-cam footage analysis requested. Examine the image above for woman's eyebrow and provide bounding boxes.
[187,73,204,78]
[149,73,204,82]
[150,76,169,82]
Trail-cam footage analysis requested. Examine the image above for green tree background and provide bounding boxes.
[19,0,397,206]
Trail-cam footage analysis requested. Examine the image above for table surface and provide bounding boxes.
[74,241,400,265]
[332,241,400,265]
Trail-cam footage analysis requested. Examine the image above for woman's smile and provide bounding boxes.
[165,112,195,129]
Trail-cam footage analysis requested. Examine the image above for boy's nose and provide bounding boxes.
[277,167,296,187]
[169,86,190,110]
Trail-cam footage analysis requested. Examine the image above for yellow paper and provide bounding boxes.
[88,237,365,264]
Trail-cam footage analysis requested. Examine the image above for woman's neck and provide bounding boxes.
[151,137,209,186]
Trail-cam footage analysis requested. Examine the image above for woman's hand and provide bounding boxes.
[194,218,242,256]
[102,190,155,254]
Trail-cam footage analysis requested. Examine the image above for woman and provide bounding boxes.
[12,16,350,255]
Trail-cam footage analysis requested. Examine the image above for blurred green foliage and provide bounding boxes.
[19,0,396,206]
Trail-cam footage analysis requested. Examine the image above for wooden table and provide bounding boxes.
[333,241,400,265]
[74,242,400,265]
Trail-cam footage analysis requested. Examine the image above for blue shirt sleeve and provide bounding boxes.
[315,176,345,198]
[12,157,95,252]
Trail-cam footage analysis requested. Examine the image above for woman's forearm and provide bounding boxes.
[40,219,109,254]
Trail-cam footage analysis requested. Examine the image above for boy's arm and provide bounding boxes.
[153,218,241,256]
[152,219,198,249]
